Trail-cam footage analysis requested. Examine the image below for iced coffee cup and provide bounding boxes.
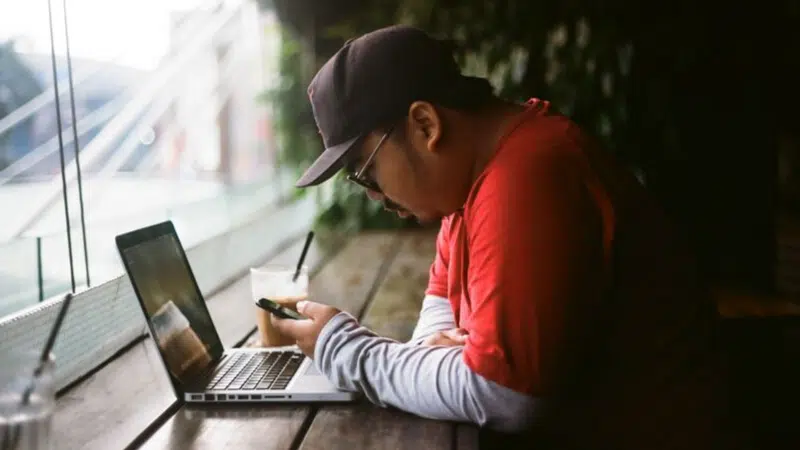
[250,264,309,347]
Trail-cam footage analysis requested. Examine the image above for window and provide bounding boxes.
[0,0,288,387]
[1,0,282,315]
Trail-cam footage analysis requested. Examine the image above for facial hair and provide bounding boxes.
[382,197,412,217]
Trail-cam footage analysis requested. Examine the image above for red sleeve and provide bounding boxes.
[462,139,606,396]
[425,218,450,298]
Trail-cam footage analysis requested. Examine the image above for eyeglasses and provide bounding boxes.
[346,128,392,193]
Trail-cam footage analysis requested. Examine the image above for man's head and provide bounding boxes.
[295,25,499,222]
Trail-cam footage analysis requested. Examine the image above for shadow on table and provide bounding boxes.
[149,404,307,449]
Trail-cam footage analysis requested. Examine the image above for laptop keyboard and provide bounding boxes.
[205,351,303,391]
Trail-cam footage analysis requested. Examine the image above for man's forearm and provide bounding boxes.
[315,312,538,433]
[407,295,457,344]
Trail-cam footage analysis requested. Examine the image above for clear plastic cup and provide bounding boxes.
[250,265,309,347]
[0,350,55,450]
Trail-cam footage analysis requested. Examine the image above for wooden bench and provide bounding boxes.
[119,229,480,449]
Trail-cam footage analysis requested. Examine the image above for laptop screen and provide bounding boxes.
[120,228,223,387]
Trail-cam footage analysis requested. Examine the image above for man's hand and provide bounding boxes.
[270,300,341,358]
[421,328,468,347]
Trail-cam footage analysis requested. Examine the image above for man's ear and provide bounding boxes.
[407,101,442,153]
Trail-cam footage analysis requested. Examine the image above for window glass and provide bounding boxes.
[0,0,281,318]
[0,0,76,316]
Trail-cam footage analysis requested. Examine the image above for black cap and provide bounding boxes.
[295,25,494,188]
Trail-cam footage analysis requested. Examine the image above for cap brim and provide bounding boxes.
[295,135,360,188]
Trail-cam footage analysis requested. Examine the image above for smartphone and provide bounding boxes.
[255,298,306,320]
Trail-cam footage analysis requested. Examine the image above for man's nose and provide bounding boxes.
[366,189,383,202]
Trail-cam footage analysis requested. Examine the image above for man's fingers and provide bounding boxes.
[269,314,292,335]
[296,300,328,320]
[445,328,468,342]
[270,314,311,338]
[421,333,439,346]
[422,330,467,346]
[421,328,469,346]
[448,334,467,343]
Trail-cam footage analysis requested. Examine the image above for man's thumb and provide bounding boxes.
[449,328,468,342]
[296,300,322,319]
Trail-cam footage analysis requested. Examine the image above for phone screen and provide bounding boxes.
[256,298,306,320]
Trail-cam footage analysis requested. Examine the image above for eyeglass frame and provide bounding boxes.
[345,127,393,192]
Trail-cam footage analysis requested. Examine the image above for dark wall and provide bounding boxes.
[267,0,800,293]
[628,1,794,292]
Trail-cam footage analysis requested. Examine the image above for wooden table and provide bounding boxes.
[128,228,800,450]
[54,222,799,449]
[130,230,479,450]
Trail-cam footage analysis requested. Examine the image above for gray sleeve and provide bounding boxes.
[407,295,457,345]
[314,312,539,433]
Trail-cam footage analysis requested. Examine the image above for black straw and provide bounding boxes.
[3,293,73,450]
[22,292,73,405]
[293,231,314,282]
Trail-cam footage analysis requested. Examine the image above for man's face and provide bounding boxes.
[344,102,475,223]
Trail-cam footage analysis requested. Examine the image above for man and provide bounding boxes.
[272,25,740,449]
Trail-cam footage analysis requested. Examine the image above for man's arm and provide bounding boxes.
[311,132,604,432]
[316,311,538,433]
[405,216,457,345]
[275,127,604,432]
[406,295,456,345]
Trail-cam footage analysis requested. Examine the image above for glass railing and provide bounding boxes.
[0,174,290,319]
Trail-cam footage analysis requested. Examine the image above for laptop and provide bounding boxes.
[115,220,356,403]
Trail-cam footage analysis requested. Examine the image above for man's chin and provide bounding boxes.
[389,207,440,224]
[395,210,424,223]
[405,212,442,225]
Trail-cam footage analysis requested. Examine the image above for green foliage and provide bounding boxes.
[267,0,799,291]
[265,0,641,233]
[257,31,318,186]
[321,1,638,162]
[264,0,680,233]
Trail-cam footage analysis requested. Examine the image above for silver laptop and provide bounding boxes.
[115,220,356,403]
